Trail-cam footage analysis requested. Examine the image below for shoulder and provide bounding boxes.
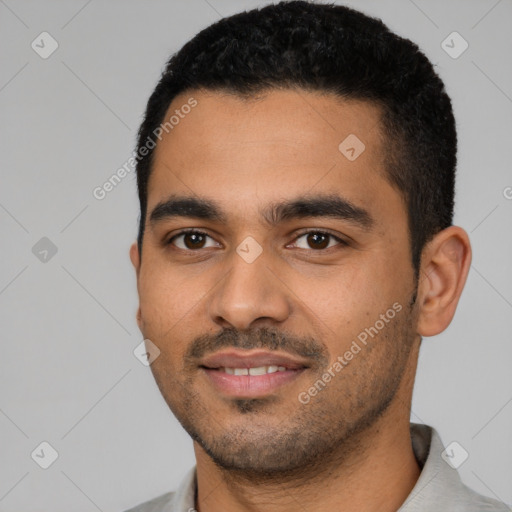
[122,465,196,512]
[453,482,511,512]
[407,423,510,512]
[122,490,175,512]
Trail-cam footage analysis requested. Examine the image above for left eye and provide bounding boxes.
[291,232,345,250]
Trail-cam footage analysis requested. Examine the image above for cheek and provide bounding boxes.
[292,258,401,352]
[138,261,195,332]
[295,261,381,319]
[138,271,198,375]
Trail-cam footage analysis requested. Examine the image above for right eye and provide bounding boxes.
[167,230,220,251]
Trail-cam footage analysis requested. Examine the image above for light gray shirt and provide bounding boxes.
[124,423,510,511]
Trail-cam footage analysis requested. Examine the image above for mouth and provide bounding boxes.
[210,365,290,375]
[199,350,309,398]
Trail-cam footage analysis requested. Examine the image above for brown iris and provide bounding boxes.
[183,232,207,249]
[306,233,330,249]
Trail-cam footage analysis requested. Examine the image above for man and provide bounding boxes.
[126,1,509,511]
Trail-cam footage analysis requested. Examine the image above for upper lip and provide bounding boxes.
[200,350,310,370]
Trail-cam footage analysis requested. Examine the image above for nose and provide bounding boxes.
[208,246,292,330]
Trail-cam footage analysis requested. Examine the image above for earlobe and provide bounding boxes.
[136,306,143,332]
[416,226,472,337]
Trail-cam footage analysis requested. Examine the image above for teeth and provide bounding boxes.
[249,366,267,376]
[219,365,289,375]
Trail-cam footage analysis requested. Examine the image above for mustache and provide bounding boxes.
[184,326,329,368]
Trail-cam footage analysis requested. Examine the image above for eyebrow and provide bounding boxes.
[149,193,374,231]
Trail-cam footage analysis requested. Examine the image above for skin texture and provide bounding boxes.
[130,88,472,512]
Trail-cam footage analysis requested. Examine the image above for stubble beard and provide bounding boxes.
[159,309,418,484]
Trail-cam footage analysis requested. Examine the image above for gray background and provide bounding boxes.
[0,0,511,510]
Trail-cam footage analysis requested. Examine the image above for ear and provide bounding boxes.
[130,241,141,278]
[129,242,143,331]
[416,226,472,337]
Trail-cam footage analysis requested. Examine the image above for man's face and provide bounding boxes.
[131,89,420,475]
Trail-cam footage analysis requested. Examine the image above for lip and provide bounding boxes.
[202,367,306,398]
[199,349,309,398]
[200,349,310,370]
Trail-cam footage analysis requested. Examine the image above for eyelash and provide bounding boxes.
[166,228,348,252]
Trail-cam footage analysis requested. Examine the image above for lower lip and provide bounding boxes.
[202,368,306,398]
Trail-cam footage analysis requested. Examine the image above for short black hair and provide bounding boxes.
[134,0,457,282]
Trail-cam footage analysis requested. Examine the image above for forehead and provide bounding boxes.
[147,89,404,227]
